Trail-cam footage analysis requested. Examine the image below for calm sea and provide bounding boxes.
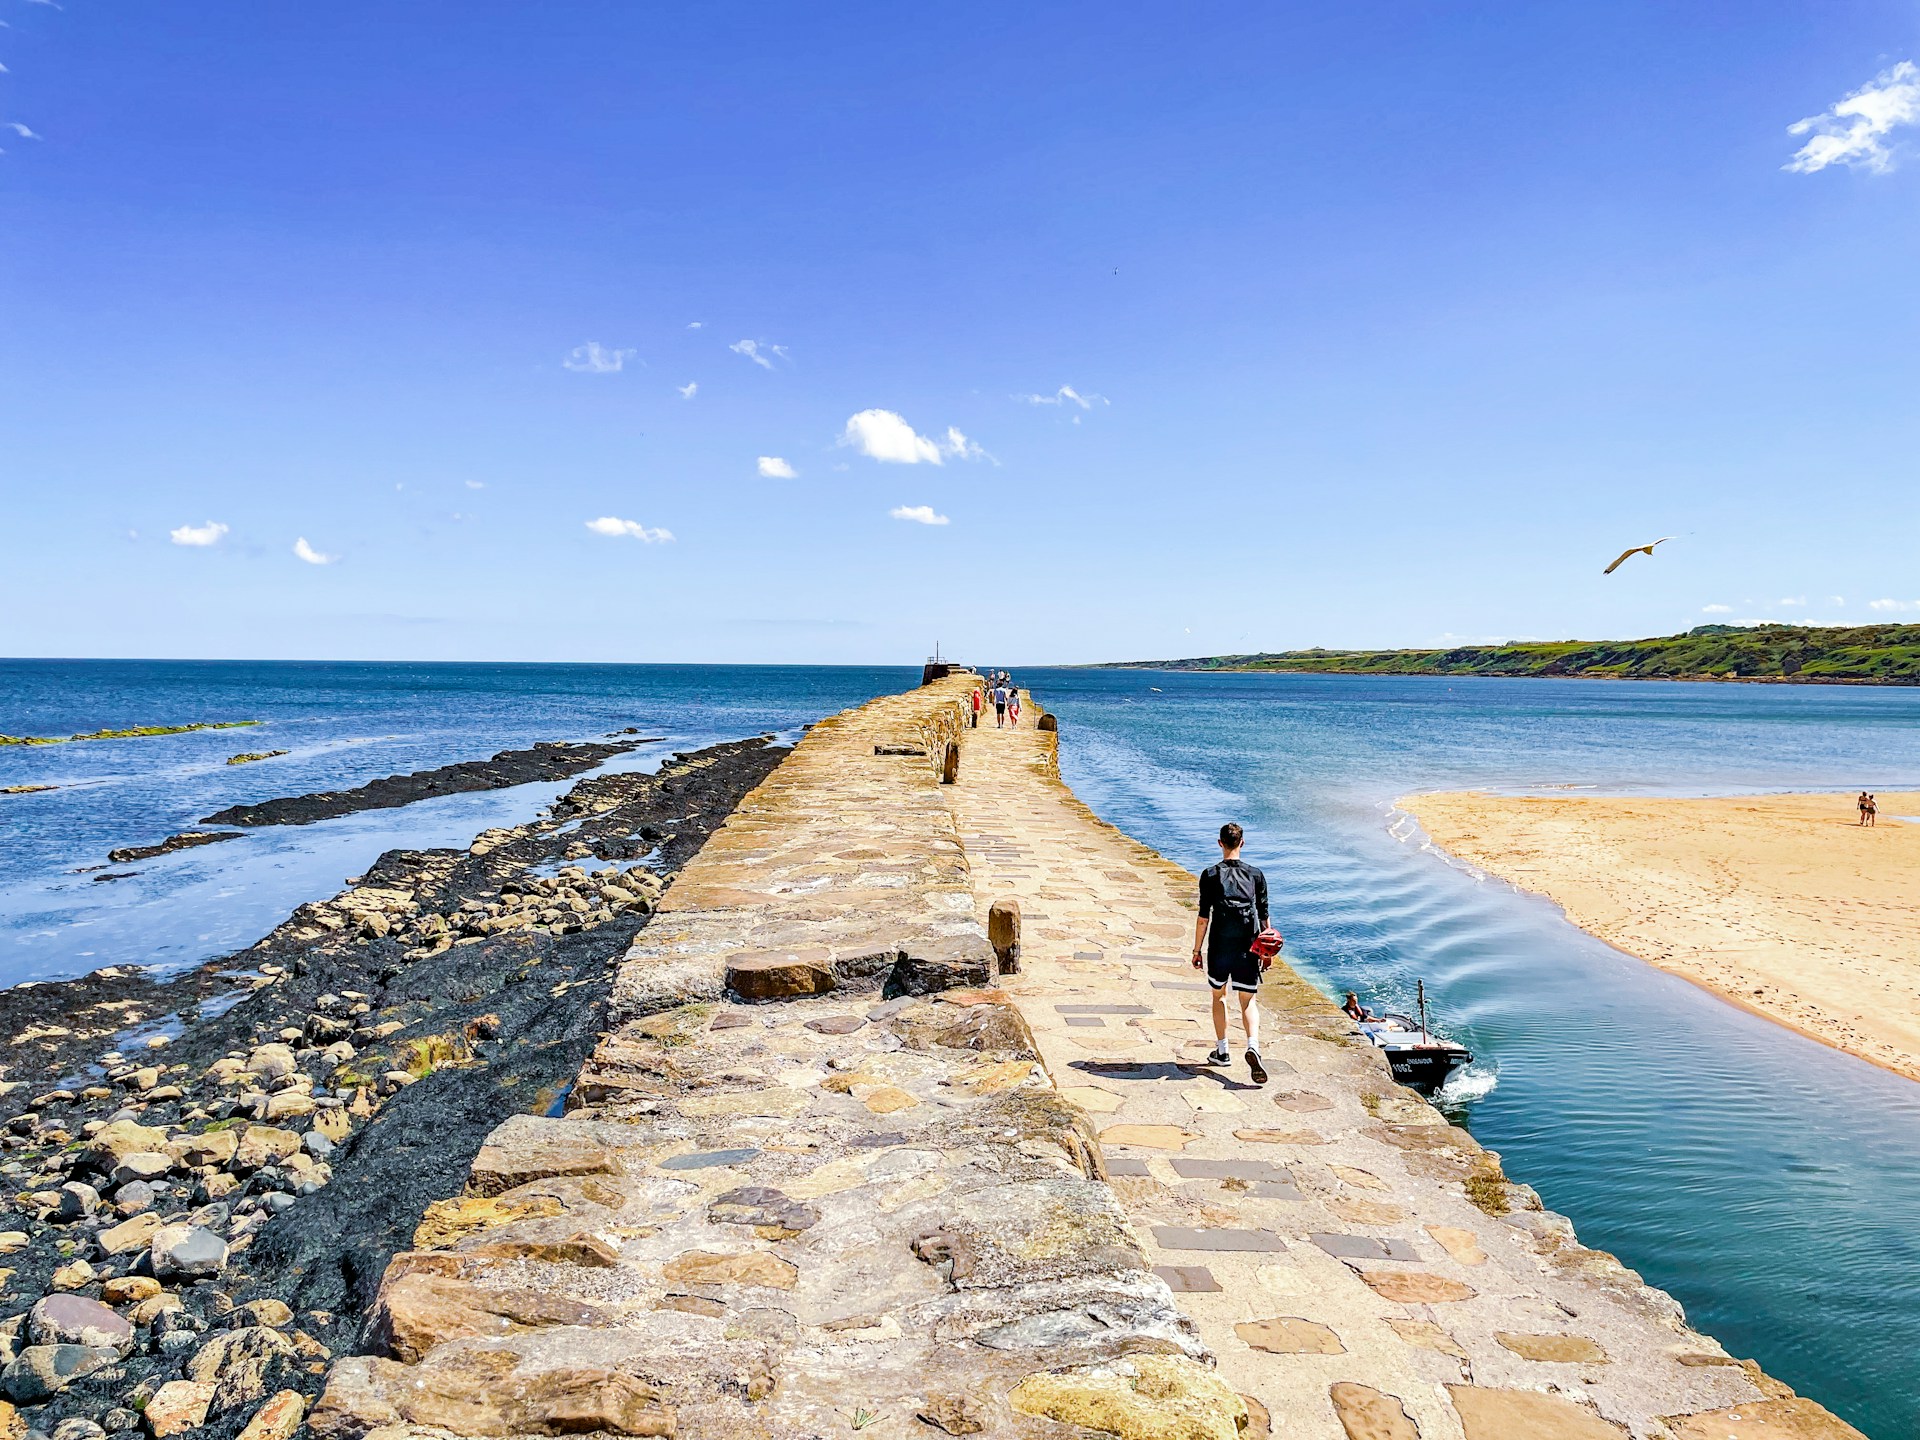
[4,659,1917,1435]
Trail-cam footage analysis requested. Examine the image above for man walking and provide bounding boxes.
[1192,822,1270,1084]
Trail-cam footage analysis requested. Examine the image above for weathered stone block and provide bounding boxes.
[726,950,835,1000]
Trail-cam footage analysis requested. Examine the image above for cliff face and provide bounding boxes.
[313,677,1864,1440]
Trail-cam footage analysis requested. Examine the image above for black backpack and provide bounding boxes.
[1217,863,1259,930]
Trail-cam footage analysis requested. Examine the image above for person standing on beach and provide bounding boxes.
[1865,793,1877,828]
[1859,791,1871,826]
[1192,822,1271,1084]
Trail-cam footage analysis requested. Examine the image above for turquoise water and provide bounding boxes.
[5,660,1918,1434]
[1024,666,1920,1439]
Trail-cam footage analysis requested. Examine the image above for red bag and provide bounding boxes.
[1250,928,1284,963]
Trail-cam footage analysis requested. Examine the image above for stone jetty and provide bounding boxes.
[314,676,1863,1440]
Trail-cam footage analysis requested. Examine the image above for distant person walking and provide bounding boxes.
[1865,793,1877,828]
[993,684,1007,728]
[1008,687,1020,726]
[1192,822,1273,1084]
[970,685,982,728]
[1859,791,1871,826]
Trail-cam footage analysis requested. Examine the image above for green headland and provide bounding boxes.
[1100,622,1920,684]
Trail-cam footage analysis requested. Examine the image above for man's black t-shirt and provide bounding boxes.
[1198,859,1269,959]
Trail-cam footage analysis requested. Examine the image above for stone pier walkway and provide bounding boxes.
[945,697,1861,1440]
[312,679,1862,1440]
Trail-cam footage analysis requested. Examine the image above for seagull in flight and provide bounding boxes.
[1603,537,1674,575]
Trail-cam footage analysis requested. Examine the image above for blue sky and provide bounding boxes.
[4,2,1919,664]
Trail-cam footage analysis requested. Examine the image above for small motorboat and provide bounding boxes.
[1355,981,1472,1093]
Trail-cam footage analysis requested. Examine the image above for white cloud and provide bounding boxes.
[1777,595,1807,607]
[1868,597,1919,612]
[6,122,41,140]
[585,516,673,543]
[730,339,787,370]
[293,537,337,565]
[1018,384,1108,409]
[757,456,797,479]
[169,520,228,547]
[890,505,950,526]
[563,341,635,373]
[840,410,988,466]
[1701,604,1734,614]
[677,382,698,399]
[844,409,942,464]
[465,480,485,490]
[686,321,703,329]
[1786,61,1920,174]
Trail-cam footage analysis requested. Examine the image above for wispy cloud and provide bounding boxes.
[1868,597,1919,612]
[169,520,228,547]
[1018,384,1108,410]
[5,122,41,140]
[1786,61,1920,174]
[465,480,486,490]
[686,321,703,330]
[891,505,950,526]
[1701,604,1734,614]
[840,409,987,465]
[563,341,636,373]
[677,382,698,399]
[1777,595,1807,607]
[757,456,797,479]
[585,516,673,543]
[730,339,787,370]
[293,537,337,565]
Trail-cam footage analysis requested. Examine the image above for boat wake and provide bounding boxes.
[1436,1062,1498,1105]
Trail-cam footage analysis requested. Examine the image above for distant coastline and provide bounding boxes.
[1094,622,1920,686]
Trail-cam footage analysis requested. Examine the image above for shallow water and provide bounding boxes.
[1025,666,1920,1438]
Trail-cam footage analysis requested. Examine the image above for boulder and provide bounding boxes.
[247,1052,295,1082]
[151,1223,228,1281]
[1,1344,118,1405]
[51,1418,106,1440]
[112,1180,156,1215]
[1009,1355,1245,1440]
[232,1300,292,1330]
[101,1277,160,1306]
[311,1354,673,1440]
[55,1182,100,1221]
[111,1153,172,1186]
[263,1092,314,1122]
[88,1119,170,1165]
[366,1254,608,1362]
[725,950,835,1000]
[174,1128,239,1168]
[235,1391,305,1440]
[233,1125,301,1171]
[97,1212,164,1256]
[28,1296,134,1355]
[185,1326,296,1413]
[49,1260,97,1292]
[144,1380,216,1438]
[987,899,1022,974]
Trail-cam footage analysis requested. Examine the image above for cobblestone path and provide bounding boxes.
[945,696,1860,1440]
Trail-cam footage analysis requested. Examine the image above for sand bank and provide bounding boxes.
[1404,788,1920,1081]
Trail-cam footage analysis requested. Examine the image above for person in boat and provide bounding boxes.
[1192,822,1271,1085]
[1342,991,1376,1023]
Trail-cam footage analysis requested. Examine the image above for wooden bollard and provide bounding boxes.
[1037,713,1057,733]
[988,898,1021,975]
[942,741,960,784]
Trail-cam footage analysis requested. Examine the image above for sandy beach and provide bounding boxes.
[1403,789,1920,1082]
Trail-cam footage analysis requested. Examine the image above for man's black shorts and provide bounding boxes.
[1206,946,1261,994]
